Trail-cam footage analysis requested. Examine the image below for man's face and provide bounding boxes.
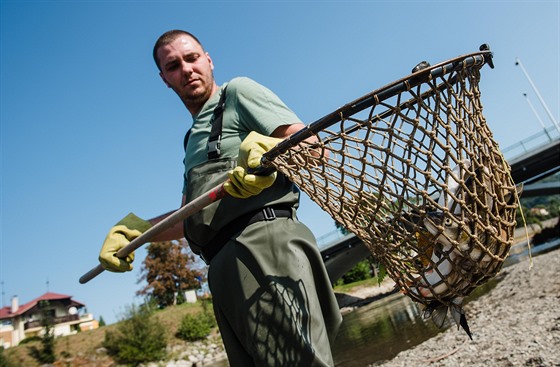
[157,35,216,112]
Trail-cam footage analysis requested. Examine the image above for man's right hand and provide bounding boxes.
[98,213,152,272]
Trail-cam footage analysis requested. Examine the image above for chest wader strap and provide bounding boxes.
[207,86,228,159]
[183,86,229,159]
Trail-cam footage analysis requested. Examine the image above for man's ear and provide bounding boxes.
[159,72,171,88]
[206,52,214,71]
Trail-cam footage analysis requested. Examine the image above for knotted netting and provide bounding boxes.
[262,46,520,309]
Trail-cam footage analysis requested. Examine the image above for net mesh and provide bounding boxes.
[268,51,519,307]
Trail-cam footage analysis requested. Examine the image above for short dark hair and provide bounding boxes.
[152,30,204,71]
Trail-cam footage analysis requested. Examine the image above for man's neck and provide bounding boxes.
[185,83,219,116]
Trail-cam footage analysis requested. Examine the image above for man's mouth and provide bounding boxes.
[185,78,199,87]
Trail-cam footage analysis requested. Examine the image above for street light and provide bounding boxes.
[515,58,560,134]
[524,93,553,141]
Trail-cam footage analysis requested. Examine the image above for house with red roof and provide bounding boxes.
[0,292,98,348]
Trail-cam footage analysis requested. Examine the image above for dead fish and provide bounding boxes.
[409,161,476,339]
[423,211,498,264]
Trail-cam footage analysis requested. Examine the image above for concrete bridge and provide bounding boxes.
[319,128,560,283]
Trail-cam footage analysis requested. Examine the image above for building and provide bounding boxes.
[0,292,98,348]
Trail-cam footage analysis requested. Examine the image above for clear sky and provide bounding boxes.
[1,1,558,325]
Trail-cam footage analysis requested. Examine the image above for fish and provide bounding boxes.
[409,160,475,338]
[412,212,472,295]
[411,211,475,339]
[423,211,497,265]
[412,161,471,296]
[409,160,520,339]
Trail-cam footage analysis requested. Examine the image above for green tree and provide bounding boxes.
[98,315,106,327]
[103,304,167,366]
[27,300,56,364]
[137,239,206,308]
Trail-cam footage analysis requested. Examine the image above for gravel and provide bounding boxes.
[369,245,560,367]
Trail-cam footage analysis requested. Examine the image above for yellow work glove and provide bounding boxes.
[224,131,282,199]
[98,213,152,272]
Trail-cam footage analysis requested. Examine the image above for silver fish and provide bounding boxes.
[410,160,520,339]
[410,160,475,338]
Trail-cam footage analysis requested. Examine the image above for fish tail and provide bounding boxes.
[459,314,473,340]
[450,303,473,340]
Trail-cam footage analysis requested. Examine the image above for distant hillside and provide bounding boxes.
[3,301,223,367]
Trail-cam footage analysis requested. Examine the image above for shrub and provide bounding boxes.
[341,259,372,284]
[103,304,167,366]
[176,305,216,342]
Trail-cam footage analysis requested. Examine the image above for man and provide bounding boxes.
[98,30,342,366]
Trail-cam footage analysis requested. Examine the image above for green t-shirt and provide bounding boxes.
[183,77,300,192]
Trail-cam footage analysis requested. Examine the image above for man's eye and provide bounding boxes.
[166,63,179,71]
[185,54,199,63]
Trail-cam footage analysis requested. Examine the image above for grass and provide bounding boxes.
[333,276,383,293]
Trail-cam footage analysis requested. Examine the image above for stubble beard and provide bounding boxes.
[179,74,215,114]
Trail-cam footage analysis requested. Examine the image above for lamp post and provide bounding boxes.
[524,93,553,141]
[515,58,560,134]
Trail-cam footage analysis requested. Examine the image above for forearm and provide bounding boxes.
[146,195,187,242]
[147,210,185,242]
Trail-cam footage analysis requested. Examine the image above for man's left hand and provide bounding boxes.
[223,131,281,198]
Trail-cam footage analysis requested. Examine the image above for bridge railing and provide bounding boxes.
[316,229,347,249]
[501,126,560,161]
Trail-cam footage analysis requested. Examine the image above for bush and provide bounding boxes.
[341,259,372,284]
[176,305,216,342]
[103,304,167,366]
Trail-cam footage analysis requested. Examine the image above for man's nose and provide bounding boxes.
[181,61,193,75]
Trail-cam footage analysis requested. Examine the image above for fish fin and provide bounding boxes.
[421,301,438,319]
[450,304,463,327]
[459,314,473,340]
[516,183,524,197]
[430,305,448,329]
[504,183,524,205]
[448,301,472,340]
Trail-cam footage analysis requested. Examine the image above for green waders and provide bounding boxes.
[208,215,342,367]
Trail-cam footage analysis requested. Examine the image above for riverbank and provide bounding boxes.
[365,244,560,367]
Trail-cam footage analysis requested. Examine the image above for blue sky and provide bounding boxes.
[1,1,558,325]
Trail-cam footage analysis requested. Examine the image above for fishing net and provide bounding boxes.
[262,46,519,308]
